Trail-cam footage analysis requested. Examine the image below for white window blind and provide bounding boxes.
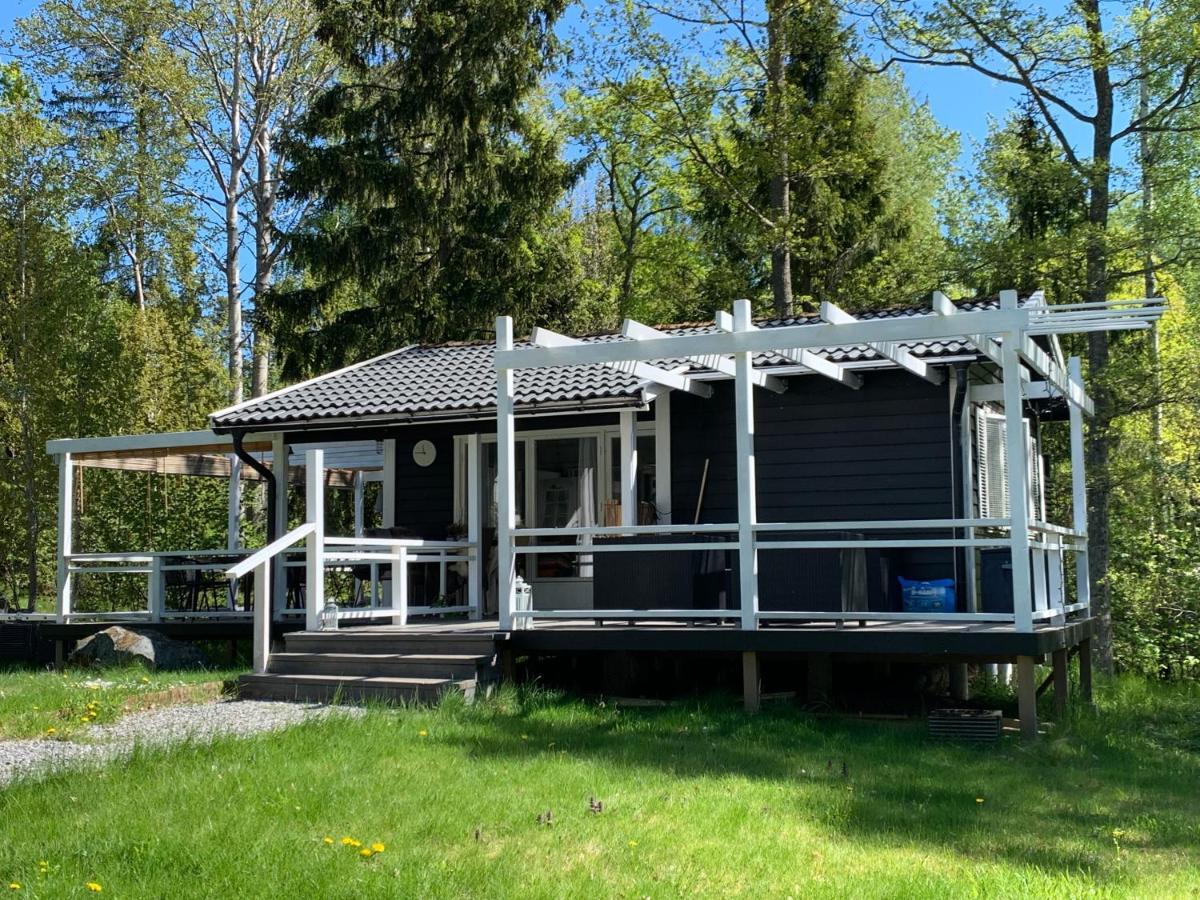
[975,407,1043,521]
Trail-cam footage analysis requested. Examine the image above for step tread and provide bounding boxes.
[241,673,469,688]
[270,652,491,664]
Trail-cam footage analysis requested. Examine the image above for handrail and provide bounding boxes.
[226,523,318,581]
[323,536,473,549]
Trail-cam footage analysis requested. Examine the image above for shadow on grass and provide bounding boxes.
[441,679,1200,883]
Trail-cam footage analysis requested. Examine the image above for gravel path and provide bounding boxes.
[0,700,358,788]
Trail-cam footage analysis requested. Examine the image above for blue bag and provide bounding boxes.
[898,577,957,613]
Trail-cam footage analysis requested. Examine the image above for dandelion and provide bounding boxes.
[45,727,56,736]
[340,837,357,846]
[371,842,385,853]
[628,840,639,848]
[975,797,985,804]
[86,883,103,893]
[521,734,529,741]
[359,848,373,858]
[322,837,334,845]
[7,883,20,891]
[418,730,428,737]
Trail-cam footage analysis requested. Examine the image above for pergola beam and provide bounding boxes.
[820,301,944,385]
[1018,336,1095,416]
[622,319,787,393]
[714,311,863,390]
[530,327,714,398]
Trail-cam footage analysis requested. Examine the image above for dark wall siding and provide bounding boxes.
[670,371,960,610]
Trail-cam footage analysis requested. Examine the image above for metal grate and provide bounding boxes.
[928,708,1003,742]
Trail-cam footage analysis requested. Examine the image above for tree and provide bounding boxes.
[863,0,1200,670]
[268,0,578,375]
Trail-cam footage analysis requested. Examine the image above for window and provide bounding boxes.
[975,407,1044,521]
[607,435,657,525]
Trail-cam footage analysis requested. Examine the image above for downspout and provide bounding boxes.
[232,430,279,544]
[950,363,969,596]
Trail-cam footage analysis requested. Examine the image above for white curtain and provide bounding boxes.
[575,438,597,577]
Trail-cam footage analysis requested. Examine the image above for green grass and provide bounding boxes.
[0,666,239,740]
[1,678,1198,898]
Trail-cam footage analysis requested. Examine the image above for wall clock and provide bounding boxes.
[412,439,437,467]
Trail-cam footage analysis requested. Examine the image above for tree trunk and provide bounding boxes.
[251,120,275,399]
[226,43,244,405]
[1082,0,1115,674]
[766,0,792,317]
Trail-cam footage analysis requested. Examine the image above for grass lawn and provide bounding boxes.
[0,666,240,740]
[0,677,1197,898]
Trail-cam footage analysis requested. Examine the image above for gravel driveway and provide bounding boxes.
[0,700,357,788]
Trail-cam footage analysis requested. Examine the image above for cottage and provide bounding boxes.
[39,290,1164,737]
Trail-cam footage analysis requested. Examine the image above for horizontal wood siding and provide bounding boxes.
[670,371,959,611]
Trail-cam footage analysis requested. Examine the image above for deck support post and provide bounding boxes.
[252,555,271,673]
[466,433,483,620]
[1068,357,1090,615]
[1052,647,1069,718]
[1016,655,1038,740]
[272,434,289,619]
[496,316,518,631]
[619,409,638,526]
[654,391,672,523]
[55,452,74,623]
[950,663,970,701]
[304,449,325,631]
[732,299,759,631]
[1001,316,1034,632]
[1078,636,1094,705]
[806,653,833,704]
[742,651,760,713]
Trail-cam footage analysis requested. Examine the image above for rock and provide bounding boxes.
[69,626,208,671]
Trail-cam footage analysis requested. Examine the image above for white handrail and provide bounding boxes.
[225,523,318,582]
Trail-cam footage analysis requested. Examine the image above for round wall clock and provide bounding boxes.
[412,439,437,467]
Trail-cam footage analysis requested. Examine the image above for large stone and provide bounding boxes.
[69,626,208,671]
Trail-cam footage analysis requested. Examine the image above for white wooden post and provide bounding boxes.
[732,299,759,630]
[227,453,243,550]
[960,383,979,612]
[466,432,482,620]
[352,469,365,605]
[272,434,288,618]
[392,544,408,626]
[619,409,638,526]
[304,449,325,631]
[148,556,163,622]
[496,316,518,631]
[654,391,672,523]
[1001,326,1034,632]
[56,452,74,623]
[381,438,397,610]
[1067,357,1090,615]
[252,559,270,673]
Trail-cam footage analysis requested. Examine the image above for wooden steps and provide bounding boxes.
[237,627,502,705]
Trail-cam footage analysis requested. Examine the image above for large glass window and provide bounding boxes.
[533,437,598,579]
[485,440,526,528]
[607,435,657,525]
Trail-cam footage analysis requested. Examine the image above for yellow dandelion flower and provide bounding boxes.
[45,727,56,736]
[371,842,385,853]
[359,848,373,858]
[322,837,334,845]
[628,840,639,848]
[340,837,355,846]
[86,883,102,893]
[8,883,20,890]
[520,734,529,741]
[418,729,428,737]
[975,797,985,804]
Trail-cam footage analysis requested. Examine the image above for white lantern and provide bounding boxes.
[514,575,533,628]
[319,599,339,631]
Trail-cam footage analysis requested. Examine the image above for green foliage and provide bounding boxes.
[269,0,579,377]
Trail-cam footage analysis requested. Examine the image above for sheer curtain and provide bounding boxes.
[575,439,597,578]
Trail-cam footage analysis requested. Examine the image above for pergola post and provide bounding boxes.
[304,449,325,631]
[1068,357,1090,614]
[227,453,242,550]
[55,452,74,623]
[619,409,638,526]
[654,391,672,523]
[1001,325,1034,632]
[732,299,760,631]
[496,316,518,631]
[466,432,483,620]
[272,434,289,619]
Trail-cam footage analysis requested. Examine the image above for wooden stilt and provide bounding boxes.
[950,663,970,701]
[1078,637,1093,705]
[806,653,832,705]
[742,651,760,713]
[1016,655,1038,740]
[1052,648,1069,718]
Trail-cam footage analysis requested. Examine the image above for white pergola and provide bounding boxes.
[492,290,1165,634]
